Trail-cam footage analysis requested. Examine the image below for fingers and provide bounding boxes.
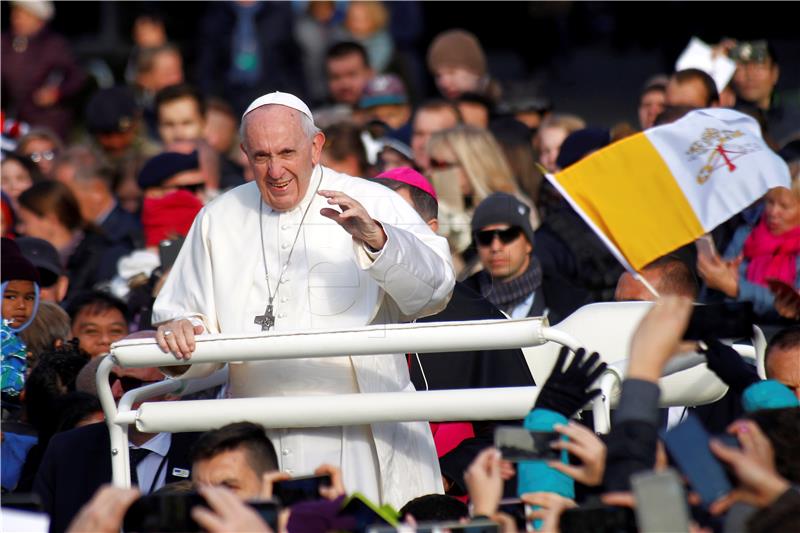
[520,492,576,510]
[553,346,570,375]
[599,491,636,508]
[499,460,515,481]
[260,471,292,500]
[314,464,346,498]
[156,320,198,360]
[709,438,741,466]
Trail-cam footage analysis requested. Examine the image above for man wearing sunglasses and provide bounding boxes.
[463,192,548,320]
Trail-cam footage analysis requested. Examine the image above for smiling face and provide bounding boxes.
[2,279,36,328]
[241,106,325,212]
[71,305,129,358]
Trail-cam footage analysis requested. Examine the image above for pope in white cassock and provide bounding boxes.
[151,92,455,507]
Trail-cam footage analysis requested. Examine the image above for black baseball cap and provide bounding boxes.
[16,236,62,287]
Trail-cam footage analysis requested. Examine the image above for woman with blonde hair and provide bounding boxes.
[427,124,538,273]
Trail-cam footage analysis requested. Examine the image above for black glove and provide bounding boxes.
[534,347,608,418]
[700,338,760,394]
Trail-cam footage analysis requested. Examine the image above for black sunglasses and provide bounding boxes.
[109,373,160,392]
[475,226,523,247]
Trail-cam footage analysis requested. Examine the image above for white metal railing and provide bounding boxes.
[101,318,576,487]
[99,313,754,488]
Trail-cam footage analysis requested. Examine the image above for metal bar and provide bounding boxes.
[110,318,548,368]
[134,387,540,434]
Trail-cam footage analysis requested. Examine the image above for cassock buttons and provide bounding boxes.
[281,243,290,250]
[280,297,289,303]
[281,449,290,456]
[278,313,287,319]
[281,224,290,230]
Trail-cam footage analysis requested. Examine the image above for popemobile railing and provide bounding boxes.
[99,305,763,489]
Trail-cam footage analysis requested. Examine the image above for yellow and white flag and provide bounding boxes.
[546,108,791,272]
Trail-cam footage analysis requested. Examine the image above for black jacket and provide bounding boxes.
[413,282,535,495]
[34,423,200,533]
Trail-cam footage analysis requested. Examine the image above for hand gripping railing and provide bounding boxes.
[100,317,583,487]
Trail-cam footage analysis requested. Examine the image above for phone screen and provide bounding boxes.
[340,495,392,533]
[682,302,754,340]
[249,499,281,531]
[494,427,561,462]
[661,414,731,507]
[559,505,636,533]
[123,492,207,532]
[631,469,690,533]
[273,474,332,506]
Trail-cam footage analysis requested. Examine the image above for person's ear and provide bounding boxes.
[428,218,439,233]
[311,131,326,166]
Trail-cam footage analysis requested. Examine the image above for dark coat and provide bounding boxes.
[33,423,200,533]
[100,203,143,251]
[413,282,535,495]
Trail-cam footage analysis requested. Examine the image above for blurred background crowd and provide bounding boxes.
[1,2,799,532]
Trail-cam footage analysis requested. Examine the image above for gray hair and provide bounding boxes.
[240,105,320,148]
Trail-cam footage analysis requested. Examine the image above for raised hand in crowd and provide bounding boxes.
[696,253,742,299]
[319,189,388,251]
[464,447,505,518]
[709,420,789,514]
[699,338,760,393]
[521,491,577,533]
[534,347,607,419]
[66,485,140,533]
[627,295,694,382]
[314,463,347,500]
[192,484,273,533]
[547,422,607,486]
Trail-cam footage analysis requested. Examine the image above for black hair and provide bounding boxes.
[18,181,83,232]
[399,494,469,522]
[24,342,89,438]
[767,325,800,359]
[643,255,699,299]
[747,407,800,483]
[326,41,370,68]
[671,69,720,107]
[414,99,463,124]
[190,422,279,475]
[155,83,206,118]
[65,290,131,324]
[322,122,369,176]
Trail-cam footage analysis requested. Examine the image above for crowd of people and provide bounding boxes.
[2,1,799,532]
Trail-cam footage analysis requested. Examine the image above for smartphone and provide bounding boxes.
[631,469,691,533]
[249,499,281,531]
[0,492,43,513]
[158,237,185,270]
[661,414,732,507]
[559,504,637,533]
[694,235,718,260]
[497,498,528,532]
[682,302,754,340]
[123,492,207,532]
[339,492,395,533]
[494,426,561,462]
[273,474,332,506]
[368,519,500,533]
[767,278,800,306]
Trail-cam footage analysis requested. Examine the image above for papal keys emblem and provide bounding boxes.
[686,128,762,184]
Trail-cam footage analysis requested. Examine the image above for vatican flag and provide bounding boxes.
[546,108,791,272]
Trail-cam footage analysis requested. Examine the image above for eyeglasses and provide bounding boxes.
[475,226,523,247]
[429,158,460,171]
[108,372,161,392]
[28,150,57,163]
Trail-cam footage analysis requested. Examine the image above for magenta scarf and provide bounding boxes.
[742,219,800,287]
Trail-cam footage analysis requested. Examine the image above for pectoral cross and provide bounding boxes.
[254,304,275,331]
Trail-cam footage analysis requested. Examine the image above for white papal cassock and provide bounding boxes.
[152,165,455,507]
